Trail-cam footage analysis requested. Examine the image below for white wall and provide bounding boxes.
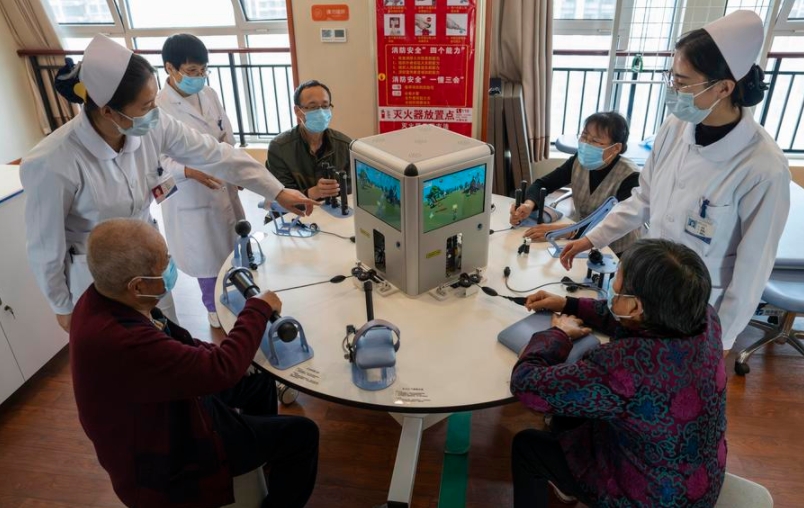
[290,0,377,139]
[0,14,43,162]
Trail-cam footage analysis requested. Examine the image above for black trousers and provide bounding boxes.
[202,370,319,508]
[511,428,588,508]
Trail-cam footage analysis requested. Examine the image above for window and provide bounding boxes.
[791,0,804,18]
[47,0,114,24]
[240,0,287,21]
[42,0,293,143]
[127,0,236,28]
[555,0,615,20]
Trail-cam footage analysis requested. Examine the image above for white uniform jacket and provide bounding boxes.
[585,111,791,349]
[20,108,283,315]
[155,84,245,278]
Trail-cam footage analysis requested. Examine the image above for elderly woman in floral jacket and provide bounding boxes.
[510,239,727,508]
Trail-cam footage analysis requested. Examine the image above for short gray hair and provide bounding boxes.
[87,219,166,295]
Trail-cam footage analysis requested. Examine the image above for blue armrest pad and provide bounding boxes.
[354,328,397,369]
[498,312,600,364]
[520,206,564,227]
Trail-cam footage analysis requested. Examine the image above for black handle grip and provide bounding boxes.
[536,187,547,224]
[514,189,523,209]
[363,280,375,322]
[229,268,260,298]
[519,180,528,197]
[339,172,349,215]
[229,268,297,340]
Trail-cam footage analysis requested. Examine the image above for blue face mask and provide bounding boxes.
[134,257,178,299]
[577,141,615,171]
[116,107,160,137]
[606,278,638,321]
[177,73,206,95]
[303,108,332,133]
[665,83,722,125]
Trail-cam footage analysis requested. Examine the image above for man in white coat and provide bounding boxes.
[21,35,316,332]
[560,11,791,353]
[155,34,245,328]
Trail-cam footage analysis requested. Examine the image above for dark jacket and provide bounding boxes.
[266,125,352,195]
[511,298,727,507]
[70,285,273,508]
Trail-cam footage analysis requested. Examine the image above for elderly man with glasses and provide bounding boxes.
[266,80,352,201]
[70,218,319,508]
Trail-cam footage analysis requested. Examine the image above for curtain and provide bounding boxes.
[492,0,553,162]
[0,0,71,134]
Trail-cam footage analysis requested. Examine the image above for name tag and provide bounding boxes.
[684,213,715,245]
[151,175,178,204]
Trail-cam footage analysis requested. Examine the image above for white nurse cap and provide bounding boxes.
[703,10,764,81]
[79,34,133,108]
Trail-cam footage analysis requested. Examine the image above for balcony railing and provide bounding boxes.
[18,48,295,147]
[552,49,804,154]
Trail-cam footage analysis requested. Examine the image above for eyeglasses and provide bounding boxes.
[299,104,334,112]
[578,132,613,147]
[180,68,211,78]
[662,70,716,91]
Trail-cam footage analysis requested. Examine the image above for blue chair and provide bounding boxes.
[735,270,804,375]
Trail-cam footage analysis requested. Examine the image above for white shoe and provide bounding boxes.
[208,312,221,328]
[549,481,578,504]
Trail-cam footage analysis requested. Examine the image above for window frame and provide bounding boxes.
[775,0,804,33]
[50,0,290,50]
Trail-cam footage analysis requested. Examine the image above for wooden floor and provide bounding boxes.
[1,196,802,507]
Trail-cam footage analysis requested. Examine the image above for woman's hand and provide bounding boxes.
[559,237,593,270]
[56,313,72,333]
[525,290,566,313]
[275,189,319,216]
[185,167,224,190]
[551,314,592,340]
[523,223,564,242]
[509,200,535,225]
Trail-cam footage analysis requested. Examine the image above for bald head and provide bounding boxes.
[87,219,167,296]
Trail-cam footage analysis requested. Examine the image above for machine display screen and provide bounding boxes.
[422,164,486,233]
[355,160,402,231]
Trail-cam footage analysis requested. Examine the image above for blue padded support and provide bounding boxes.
[546,196,618,258]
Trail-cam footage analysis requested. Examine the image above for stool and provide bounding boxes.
[735,270,804,375]
[714,472,773,507]
[222,467,268,508]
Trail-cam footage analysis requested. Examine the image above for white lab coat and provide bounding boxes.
[155,84,244,277]
[20,108,283,315]
[586,111,790,349]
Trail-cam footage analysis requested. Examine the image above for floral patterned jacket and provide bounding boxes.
[511,297,727,507]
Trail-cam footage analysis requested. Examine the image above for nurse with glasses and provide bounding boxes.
[559,11,791,353]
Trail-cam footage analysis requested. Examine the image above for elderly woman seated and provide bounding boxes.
[509,239,727,508]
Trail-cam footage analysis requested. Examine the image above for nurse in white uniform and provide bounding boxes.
[20,35,315,332]
[560,11,791,352]
[155,34,245,329]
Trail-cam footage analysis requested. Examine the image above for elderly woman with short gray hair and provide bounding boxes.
[509,238,726,508]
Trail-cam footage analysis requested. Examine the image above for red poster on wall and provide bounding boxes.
[376,0,477,136]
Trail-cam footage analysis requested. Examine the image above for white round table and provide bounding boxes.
[216,194,606,506]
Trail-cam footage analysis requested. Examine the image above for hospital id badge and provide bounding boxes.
[151,175,179,204]
[684,212,715,245]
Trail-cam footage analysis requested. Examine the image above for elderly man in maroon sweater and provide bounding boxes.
[70,219,318,508]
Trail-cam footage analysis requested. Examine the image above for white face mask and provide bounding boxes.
[114,107,160,136]
[665,82,722,124]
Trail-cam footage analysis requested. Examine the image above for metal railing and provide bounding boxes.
[552,49,804,154]
[18,48,295,146]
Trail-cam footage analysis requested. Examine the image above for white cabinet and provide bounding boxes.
[0,324,24,404]
[0,173,68,404]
